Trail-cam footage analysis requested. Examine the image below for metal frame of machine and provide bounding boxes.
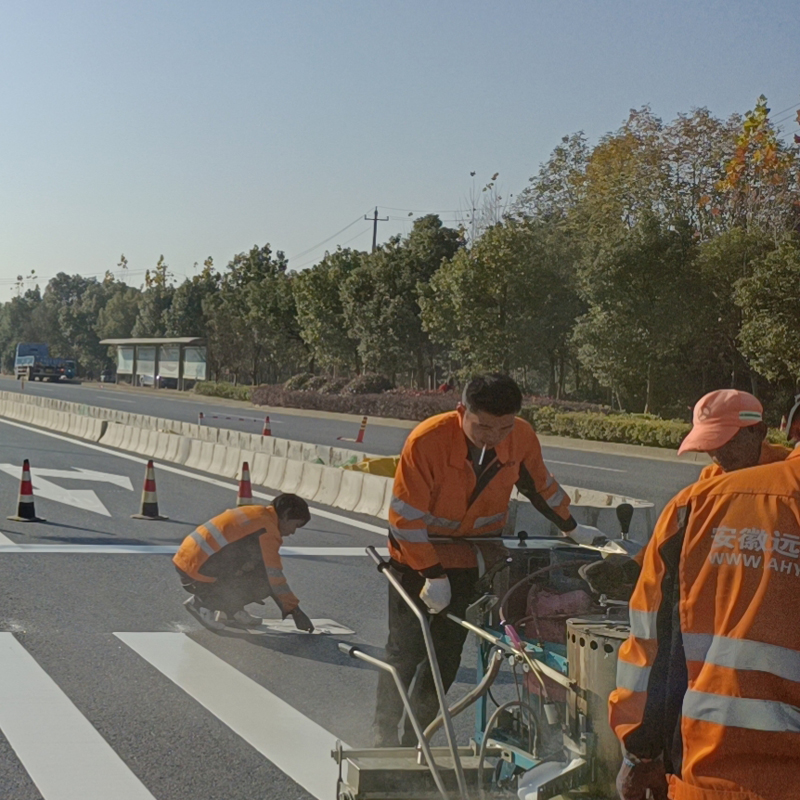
[333,519,635,800]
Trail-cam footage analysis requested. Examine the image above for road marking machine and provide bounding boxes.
[334,505,639,800]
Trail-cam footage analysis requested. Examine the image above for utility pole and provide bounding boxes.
[365,207,389,252]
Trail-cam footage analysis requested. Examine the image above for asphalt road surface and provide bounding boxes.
[0,376,704,514]
[0,387,705,799]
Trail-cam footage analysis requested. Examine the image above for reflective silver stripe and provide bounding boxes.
[265,566,285,579]
[682,632,713,662]
[682,689,800,733]
[543,473,555,490]
[389,524,431,543]
[629,609,658,639]
[475,513,506,529]
[616,660,651,692]
[390,495,428,522]
[426,515,460,530]
[203,521,228,550]
[189,530,215,557]
[694,635,800,683]
[272,583,292,596]
[232,508,251,524]
[546,488,567,509]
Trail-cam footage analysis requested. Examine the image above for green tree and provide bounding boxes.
[341,215,462,384]
[165,258,219,337]
[422,219,582,389]
[573,217,702,413]
[735,238,800,386]
[133,255,175,337]
[293,248,364,374]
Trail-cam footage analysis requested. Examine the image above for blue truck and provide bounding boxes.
[14,343,76,381]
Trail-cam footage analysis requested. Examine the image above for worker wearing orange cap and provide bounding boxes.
[678,389,790,479]
[609,393,800,799]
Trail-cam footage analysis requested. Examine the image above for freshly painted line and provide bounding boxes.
[0,544,389,556]
[117,632,343,800]
[0,531,14,545]
[0,633,157,800]
[546,459,626,474]
[0,418,387,535]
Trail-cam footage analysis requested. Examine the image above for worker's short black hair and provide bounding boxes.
[462,374,523,416]
[272,493,311,524]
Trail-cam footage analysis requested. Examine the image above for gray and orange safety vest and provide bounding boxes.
[173,505,299,612]
[609,449,800,799]
[388,409,573,572]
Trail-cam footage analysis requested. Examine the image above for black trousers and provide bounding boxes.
[176,535,276,616]
[373,563,478,746]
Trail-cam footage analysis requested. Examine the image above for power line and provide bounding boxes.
[287,213,370,262]
[291,226,372,270]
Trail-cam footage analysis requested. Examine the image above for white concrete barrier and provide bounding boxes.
[185,439,206,471]
[296,462,323,500]
[333,470,364,512]
[210,443,228,476]
[222,446,243,479]
[154,432,171,461]
[378,480,392,521]
[264,456,287,490]
[280,459,305,494]
[313,467,343,507]
[272,438,289,458]
[353,474,391,518]
[197,441,216,472]
[286,440,304,462]
[251,453,271,485]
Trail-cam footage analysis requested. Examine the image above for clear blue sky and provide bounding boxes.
[0,0,797,292]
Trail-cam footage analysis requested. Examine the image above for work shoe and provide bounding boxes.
[232,609,262,628]
[194,603,228,631]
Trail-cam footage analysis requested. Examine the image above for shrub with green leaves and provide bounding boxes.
[520,406,691,449]
[193,381,254,402]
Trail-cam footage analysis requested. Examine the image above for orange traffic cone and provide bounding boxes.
[7,459,45,522]
[262,416,271,436]
[337,416,368,444]
[131,460,168,520]
[237,461,254,506]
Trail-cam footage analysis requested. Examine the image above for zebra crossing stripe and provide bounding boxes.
[0,633,156,800]
[116,632,343,800]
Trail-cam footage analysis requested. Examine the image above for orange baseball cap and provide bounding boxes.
[678,390,763,455]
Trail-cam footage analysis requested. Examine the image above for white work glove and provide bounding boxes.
[566,523,607,547]
[419,576,451,614]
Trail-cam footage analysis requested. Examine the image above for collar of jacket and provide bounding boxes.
[449,407,511,469]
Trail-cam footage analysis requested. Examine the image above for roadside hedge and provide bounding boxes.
[520,406,692,449]
[193,381,254,402]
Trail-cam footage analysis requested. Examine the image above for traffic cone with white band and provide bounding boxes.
[7,459,45,522]
[131,460,168,520]
[262,416,271,436]
[237,462,253,506]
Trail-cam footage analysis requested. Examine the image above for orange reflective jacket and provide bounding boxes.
[697,441,791,482]
[388,410,573,572]
[609,449,800,800]
[173,505,299,612]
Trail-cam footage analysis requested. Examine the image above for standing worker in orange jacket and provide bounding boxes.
[174,493,315,632]
[373,374,603,746]
[608,408,800,799]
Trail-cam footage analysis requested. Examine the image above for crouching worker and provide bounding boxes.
[174,493,314,632]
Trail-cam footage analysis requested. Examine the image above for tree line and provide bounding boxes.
[1,96,798,418]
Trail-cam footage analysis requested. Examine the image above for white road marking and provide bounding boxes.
[546,459,626,473]
[0,530,14,544]
[117,632,343,800]
[0,464,114,516]
[0,544,389,556]
[0,633,157,800]
[0,418,387,535]
[35,467,135,490]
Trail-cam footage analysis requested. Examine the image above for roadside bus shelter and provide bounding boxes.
[99,337,207,391]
